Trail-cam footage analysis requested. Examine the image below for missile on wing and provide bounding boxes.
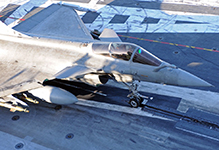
[13,93,39,104]
[0,96,29,112]
[28,86,78,105]
[25,97,39,104]
[0,102,29,112]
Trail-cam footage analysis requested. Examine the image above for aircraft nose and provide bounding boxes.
[177,69,212,87]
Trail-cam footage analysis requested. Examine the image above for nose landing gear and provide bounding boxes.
[125,81,153,108]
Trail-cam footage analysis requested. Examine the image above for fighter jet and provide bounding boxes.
[0,3,211,112]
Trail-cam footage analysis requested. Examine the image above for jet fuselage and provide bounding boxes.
[0,34,211,87]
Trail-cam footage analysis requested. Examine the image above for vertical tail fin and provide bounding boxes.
[99,28,121,42]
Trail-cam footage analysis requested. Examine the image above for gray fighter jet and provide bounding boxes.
[0,4,211,112]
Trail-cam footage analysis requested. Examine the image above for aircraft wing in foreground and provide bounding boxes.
[0,3,212,112]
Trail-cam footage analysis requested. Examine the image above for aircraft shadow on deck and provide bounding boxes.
[44,79,130,106]
[44,79,182,110]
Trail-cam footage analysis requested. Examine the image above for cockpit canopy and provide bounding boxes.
[92,42,162,66]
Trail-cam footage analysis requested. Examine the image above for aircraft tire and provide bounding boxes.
[129,98,140,108]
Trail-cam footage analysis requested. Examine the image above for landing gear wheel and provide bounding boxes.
[129,98,140,108]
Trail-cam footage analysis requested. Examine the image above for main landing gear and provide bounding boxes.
[124,81,153,108]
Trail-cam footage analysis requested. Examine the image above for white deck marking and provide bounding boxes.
[86,5,219,33]
[76,99,172,121]
[52,1,219,33]
[135,0,219,7]
[176,127,219,142]
[0,131,52,150]
[5,1,219,33]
